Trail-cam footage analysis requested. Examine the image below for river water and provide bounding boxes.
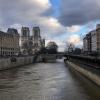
[0,60,100,100]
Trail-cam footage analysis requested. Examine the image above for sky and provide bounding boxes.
[0,0,100,51]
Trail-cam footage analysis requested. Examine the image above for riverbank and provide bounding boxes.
[0,56,34,70]
[65,60,100,87]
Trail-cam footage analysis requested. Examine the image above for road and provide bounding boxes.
[0,60,99,100]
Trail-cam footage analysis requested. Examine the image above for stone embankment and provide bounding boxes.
[65,60,100,86]
[0,56,33,70]
[0,54,57,71]
[36,54,57,63]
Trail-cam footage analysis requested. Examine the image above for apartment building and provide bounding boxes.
[0,28,19,56]
[83,24,100,54]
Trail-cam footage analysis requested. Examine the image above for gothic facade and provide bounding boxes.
[21,27,45,55]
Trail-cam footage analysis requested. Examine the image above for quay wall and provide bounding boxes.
[36,54,57,63]
[65,61,100,86]
[0,56,33,70]
[44,55,56,62]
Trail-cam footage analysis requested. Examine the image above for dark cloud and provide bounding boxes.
[0,0,52,26]
[59,0,100,26]
[0,0,67,39]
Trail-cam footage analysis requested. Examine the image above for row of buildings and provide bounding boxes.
[0,26,45,57]
[83,24,100,54]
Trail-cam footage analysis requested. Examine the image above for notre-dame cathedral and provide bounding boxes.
[21,27,45,55]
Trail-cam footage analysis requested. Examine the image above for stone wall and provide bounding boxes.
[66,61,100,86]
[0,56,33,70]
[36,54,57,63]
[44,55,56,62]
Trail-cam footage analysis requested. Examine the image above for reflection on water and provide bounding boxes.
[0,60,99,100]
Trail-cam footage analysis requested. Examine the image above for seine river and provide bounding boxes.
[0,60,100,100]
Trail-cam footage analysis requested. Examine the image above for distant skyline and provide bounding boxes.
[0,0,100,51]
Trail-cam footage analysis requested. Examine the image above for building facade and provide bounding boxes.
[32,27,44,53]
[96,24,100,53]
[21,27,30,37]
[87,33,91,53]
[21,27,30,54]
[91,30,97,52]
[83,24,100,54]
[33,27,41,48]
[21,26,45,55]
[83,32,91,53]
[0,28,19,57]
[83,37,88,52]
[41,39,45,48]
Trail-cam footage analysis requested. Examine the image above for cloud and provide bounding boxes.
[37,17,67,38]
[10,23,22,33]
[0,0,51,25]
[67,34,83,47]
[67,25,81,33]
[59,0,100,26]
[0,0,66,38]
[0,0,88,51]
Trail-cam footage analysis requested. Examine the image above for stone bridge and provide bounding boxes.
[36,54,65,63]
